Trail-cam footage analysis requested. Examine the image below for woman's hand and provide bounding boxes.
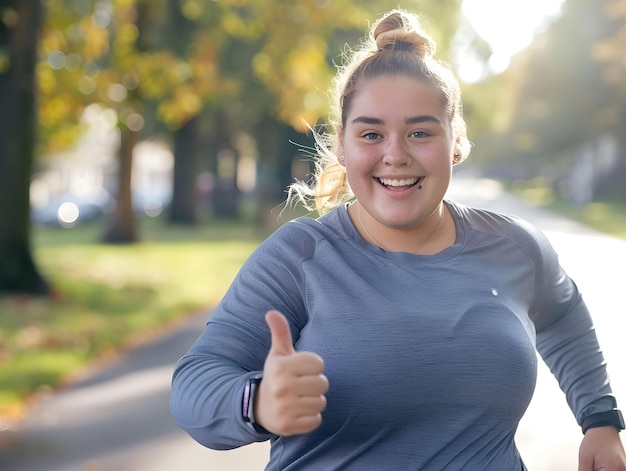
[579,426,626,471]
[254,310,329,436]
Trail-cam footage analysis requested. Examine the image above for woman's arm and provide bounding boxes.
[526,224,625,468]
[170,223,313,449]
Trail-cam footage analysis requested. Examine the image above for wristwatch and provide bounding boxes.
[242,374,268,432]
[581,409,625,434]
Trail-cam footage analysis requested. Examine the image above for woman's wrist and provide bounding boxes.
[242,375,269,433]
[582,409,625,434]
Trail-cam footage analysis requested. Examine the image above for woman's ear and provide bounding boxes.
[451,135,462,165]
[337,125,346,166]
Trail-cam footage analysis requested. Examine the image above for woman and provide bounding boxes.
[170,9,626,470]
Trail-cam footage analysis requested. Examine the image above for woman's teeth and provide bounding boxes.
[377,177,421,187]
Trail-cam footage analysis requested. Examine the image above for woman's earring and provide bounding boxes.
[453,151,461,163]
[340,153,345,161]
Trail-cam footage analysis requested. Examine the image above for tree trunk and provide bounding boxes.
[101,125,139,243]
[168,116,199,224]
[0,0,50,295]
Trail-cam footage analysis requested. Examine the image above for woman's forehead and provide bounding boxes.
[346,75,448,122]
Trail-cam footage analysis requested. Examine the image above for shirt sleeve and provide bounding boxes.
[169,222,313,449]
[526,223,617,426]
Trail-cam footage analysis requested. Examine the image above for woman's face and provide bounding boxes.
[339,74,459,230]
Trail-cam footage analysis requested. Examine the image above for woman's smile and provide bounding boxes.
[376,176,423,190]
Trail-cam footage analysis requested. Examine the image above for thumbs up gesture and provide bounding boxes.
[254,310,329,436]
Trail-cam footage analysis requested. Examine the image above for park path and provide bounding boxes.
[0,174,624,470]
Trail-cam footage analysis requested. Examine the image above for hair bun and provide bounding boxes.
[373,11,435,58]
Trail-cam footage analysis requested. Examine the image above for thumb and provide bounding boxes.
[266,310,296,356]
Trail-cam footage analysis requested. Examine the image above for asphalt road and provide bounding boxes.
[0,175,624,471]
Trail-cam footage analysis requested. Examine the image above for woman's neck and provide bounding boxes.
[351,202,454,255]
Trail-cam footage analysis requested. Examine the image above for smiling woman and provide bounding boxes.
[170,8,626,471]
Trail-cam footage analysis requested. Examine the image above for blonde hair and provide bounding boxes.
[287,9,471,214]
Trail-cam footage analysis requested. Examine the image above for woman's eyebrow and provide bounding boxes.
[350,116,384,125]
[405,115,441,125]
[350,115,441,125]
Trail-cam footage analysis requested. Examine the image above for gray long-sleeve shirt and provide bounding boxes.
[170,200,617,470]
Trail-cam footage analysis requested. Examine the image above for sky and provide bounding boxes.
[459,0,566,81]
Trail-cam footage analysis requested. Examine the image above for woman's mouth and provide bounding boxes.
[376,177,423,190]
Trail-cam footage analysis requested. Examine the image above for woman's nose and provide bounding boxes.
[382,139,410,166]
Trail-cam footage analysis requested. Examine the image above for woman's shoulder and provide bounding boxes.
[273,205,349,236]
[447,199,552,256]
[449,200,540,236]
[258,206,349,256]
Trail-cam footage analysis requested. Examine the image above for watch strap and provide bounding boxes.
[242,374,269,433]
[581,409,625,434]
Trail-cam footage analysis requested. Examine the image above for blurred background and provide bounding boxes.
[0,0,625,469]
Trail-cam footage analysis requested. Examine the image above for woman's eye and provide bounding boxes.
[362,132,380,140]
[411,131,429,138]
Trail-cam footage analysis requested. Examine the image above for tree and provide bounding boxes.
[100,0,152,243]
[161,0,237,224]
[37,0,146,243]
[589,0,626,189]
[0,0,50,295]
[37,1,226,239]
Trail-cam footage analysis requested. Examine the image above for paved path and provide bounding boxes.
[0,175,624,470]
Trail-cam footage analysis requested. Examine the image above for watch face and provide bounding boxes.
[242,378,253,421]
[242,376,262,424]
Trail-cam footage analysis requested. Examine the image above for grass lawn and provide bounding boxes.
[0,216,266,424]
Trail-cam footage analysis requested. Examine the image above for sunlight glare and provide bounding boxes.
[462,0,565,76]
